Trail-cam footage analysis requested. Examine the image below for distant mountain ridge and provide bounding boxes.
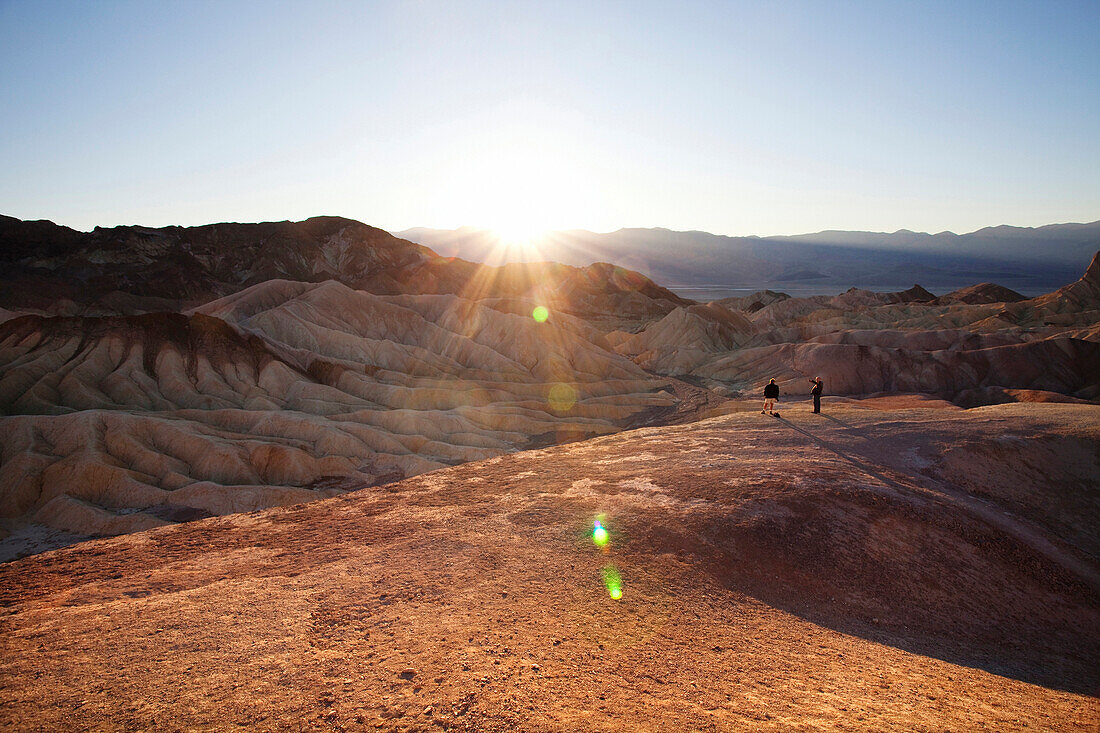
[397,220,1100,292]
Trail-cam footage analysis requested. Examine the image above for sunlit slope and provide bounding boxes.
[0,280,673,542]
[0,401,1095,730]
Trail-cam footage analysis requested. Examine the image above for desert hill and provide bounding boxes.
[0,278,682,548]
[0,216,702,555]
[611,252,1100,404]
[933,282,1026,305]
[0,401,1096,730]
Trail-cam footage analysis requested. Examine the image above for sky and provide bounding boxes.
[1,0,1098,237]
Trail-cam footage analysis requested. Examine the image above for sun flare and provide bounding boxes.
[488,221,550,263]
[493,222,548,249]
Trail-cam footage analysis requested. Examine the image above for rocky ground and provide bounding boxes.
[1,399,1096,731]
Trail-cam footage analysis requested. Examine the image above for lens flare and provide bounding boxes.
[602,565,623,600]
[592,521,609,547]
[532,305,549,322]
[548,383,577,413]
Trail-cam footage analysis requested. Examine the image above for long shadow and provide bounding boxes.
[819,413,870,436]
[775,416,906,493]
[780,415,1100,590]
[709,415,1100,696]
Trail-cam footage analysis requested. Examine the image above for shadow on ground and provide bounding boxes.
[618,414,1100,695]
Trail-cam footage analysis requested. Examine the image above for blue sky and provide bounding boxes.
[1,0,1098,236]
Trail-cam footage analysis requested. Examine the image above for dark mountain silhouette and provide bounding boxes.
[0,215,689,325]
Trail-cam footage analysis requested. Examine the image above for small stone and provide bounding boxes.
[531,664,541,671]
[400,668,416,680]
[423,706,433,716]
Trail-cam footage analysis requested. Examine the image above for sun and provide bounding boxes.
[491,221,550,260]
[427,100,609,260]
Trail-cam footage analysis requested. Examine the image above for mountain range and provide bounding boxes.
[397,220,1100,293]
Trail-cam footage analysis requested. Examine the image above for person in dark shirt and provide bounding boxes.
[809,377,823,413]
[762,378,779,415]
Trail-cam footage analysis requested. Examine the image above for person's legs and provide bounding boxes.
[813,394,820,413]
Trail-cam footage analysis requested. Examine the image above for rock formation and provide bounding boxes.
[934,282,1026,305]
[611,253,1100,404]
[0,279,678,544]
[0,216,696,549]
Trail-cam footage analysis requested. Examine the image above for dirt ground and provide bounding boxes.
[1,399,1098,731]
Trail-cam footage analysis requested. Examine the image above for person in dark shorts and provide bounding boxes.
[762,378,779,415]
[809,376,823,413]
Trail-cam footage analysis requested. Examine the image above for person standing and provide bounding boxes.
[809,377,823,413]
[762,378,779,415]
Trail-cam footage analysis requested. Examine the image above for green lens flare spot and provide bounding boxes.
[602,565,623,600]
[532,306,549,322]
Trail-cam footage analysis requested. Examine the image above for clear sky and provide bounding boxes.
[1,0,1098,237]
